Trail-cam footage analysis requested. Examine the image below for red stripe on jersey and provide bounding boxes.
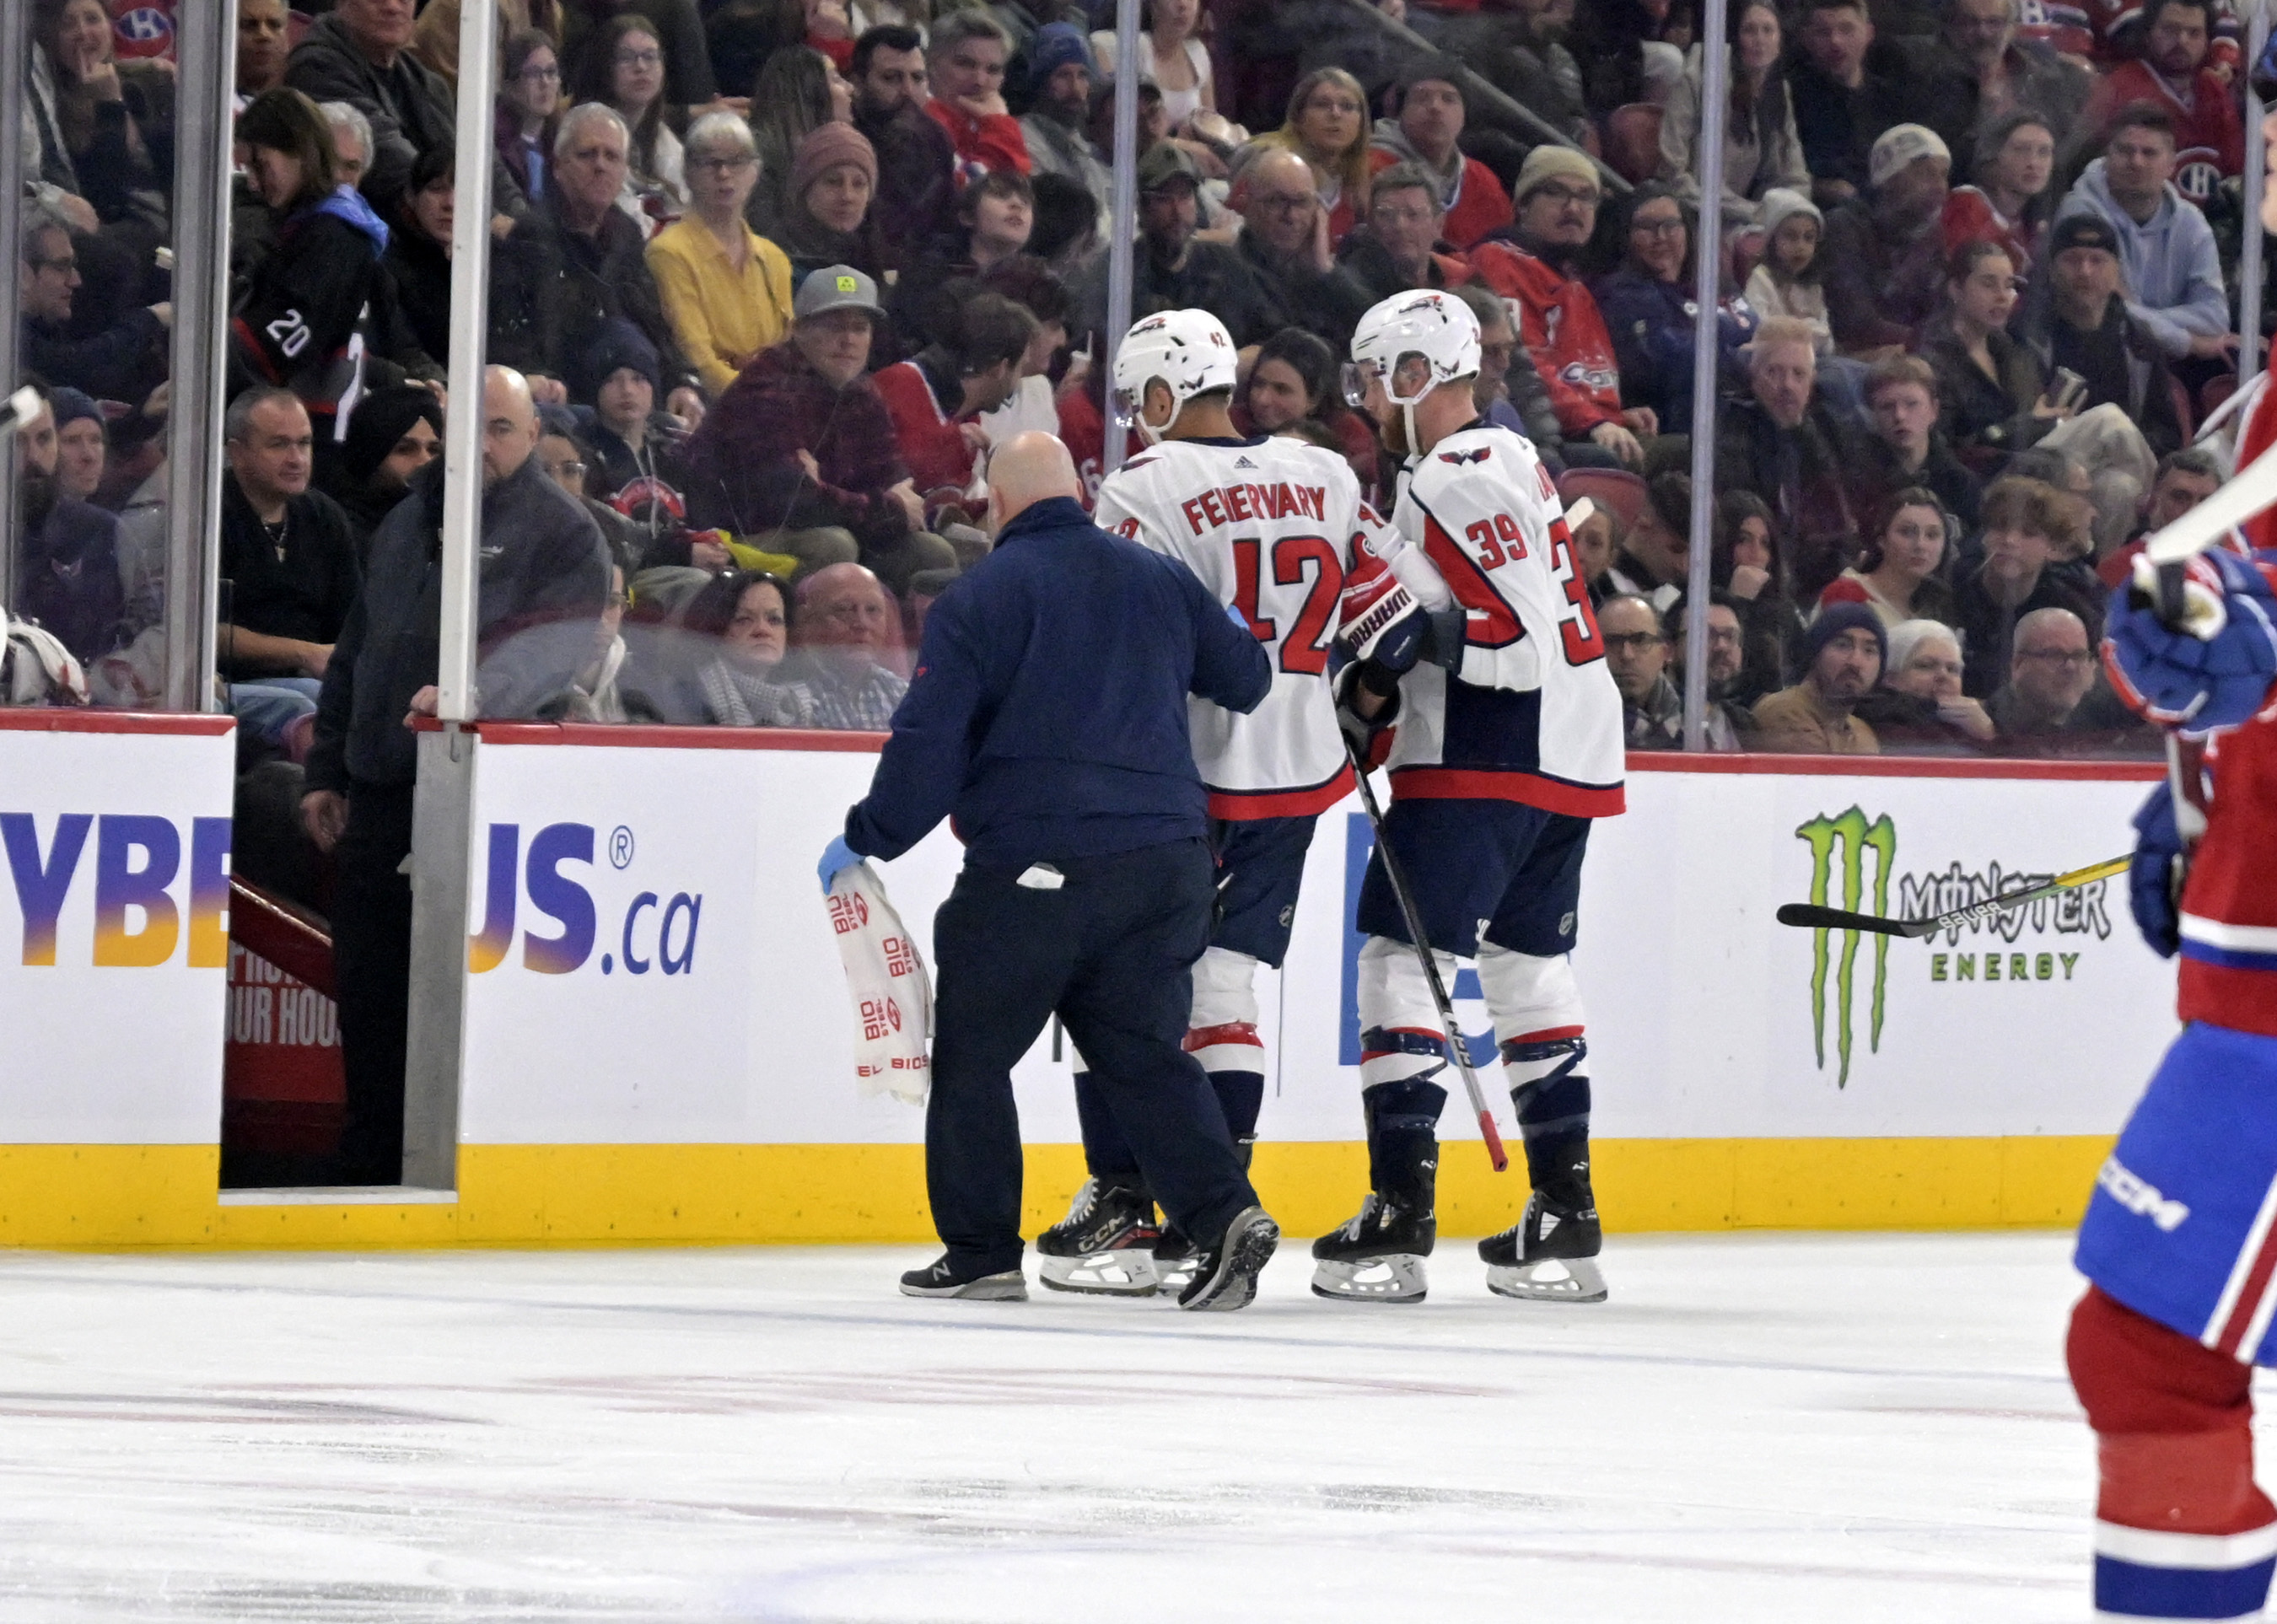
[1391,766,1626,818]
[1417,504,1524,648]
[1184,1022,1263,1053]
[2180,961,2277,1038]
[2215,1219,2277,1357]
[1207,762,1353,820]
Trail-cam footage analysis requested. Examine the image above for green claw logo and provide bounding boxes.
[1795,808,1897,1088]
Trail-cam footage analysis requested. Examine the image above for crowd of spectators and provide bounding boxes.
[5,0,2271,768]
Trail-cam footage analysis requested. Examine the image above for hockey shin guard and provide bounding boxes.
[2070,1284,2277,1620]
[1361,1079,1447,1204]
[1501,1037,1591,1198]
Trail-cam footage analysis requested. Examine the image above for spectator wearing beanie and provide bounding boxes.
[331,383,443,562]
[1823,123,1953,354]
[1751,601,1886,754]
[647,112,797,396]
[776,122,897,294]
[1020,24,1112,232]
[48,389,107,504]
[1366,58,1513,254]
[1470,145,1643,467]
[569,320,692,530]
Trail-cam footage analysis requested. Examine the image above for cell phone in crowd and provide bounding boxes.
[2048,368,2089,413]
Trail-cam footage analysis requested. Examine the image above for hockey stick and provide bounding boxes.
[1340,731,1510,1173]
[1775,855,2129,939]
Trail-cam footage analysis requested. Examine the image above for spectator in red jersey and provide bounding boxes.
[1817,485,1957,628]
[1470,145,1648,468]
[683,264,954,592]
[1333,163,1474,303]
[1788,0,1913,210]
[2084,0,2242,208]
[872,290,1035,504]
[1941,110,2054,277]
[925,9,1030,180]
[1823,123,1951,356]
[1659,0,1808,217]
[1365,58,1513,253]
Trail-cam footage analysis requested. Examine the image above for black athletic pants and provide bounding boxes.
[330,778,415,1186]
[926,836,1257,1276]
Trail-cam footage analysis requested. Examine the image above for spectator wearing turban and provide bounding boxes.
[333,384,443,561]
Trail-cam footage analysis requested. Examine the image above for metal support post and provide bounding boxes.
[1681,0,1730,752]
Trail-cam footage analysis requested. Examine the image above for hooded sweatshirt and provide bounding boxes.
[1367,118,1512,251]
[2054,158,2227,359]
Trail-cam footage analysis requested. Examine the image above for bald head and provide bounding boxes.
[797,562,896,675]
[1244,148,1322,255]
[482,366,537,487]
[988,432,1082,531]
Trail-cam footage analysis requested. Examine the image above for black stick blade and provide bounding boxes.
[1774,903,1925,937]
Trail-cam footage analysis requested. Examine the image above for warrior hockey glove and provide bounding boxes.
[2110,550,2277,731]
[1333,658,1400,756]
[2128,782,2186,960]
[1338,527,1463,676]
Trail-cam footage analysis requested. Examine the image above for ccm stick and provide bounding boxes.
[1340,729,1510,1172]
[1776,855,2129,939]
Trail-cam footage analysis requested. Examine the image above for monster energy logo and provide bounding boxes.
[1796,808,1896,1088]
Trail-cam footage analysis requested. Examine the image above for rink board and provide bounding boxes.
[0,727,2176,1246]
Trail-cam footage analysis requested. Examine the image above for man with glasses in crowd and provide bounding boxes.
[1471,147,1648,469]
[1235,148,1372,353]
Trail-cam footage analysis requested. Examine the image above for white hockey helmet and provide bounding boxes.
[1113,309,1239,443]
[1346,289,1483,410]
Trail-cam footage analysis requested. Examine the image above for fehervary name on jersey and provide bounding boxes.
[1181,482,1329,535]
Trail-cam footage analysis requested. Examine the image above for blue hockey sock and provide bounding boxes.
[1209,1070,1265,1147]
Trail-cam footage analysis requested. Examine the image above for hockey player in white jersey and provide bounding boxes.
[1036,308,1428,1295]
[1315,288,1626,1306]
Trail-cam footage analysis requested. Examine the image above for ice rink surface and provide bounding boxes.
[0,1232,2192,1622]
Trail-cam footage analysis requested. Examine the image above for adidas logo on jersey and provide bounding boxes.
[1235,456,1257,469]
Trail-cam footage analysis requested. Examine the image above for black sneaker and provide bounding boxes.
[899,1255,1028,1300]
[1177,1205,1280,1311]
[1036,1177,1161,1295]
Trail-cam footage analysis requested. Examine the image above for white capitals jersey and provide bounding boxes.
[1097,435,1389,818]
[1384,423,1625,817]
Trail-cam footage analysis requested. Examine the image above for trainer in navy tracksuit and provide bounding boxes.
[841,493,1273,1277]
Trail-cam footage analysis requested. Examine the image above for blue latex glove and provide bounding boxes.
[2107,551,2277,730]
[2129,782,2184,960]
[817,834,860,895]
[1226,603,1252,631]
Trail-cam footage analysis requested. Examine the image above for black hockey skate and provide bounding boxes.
[1036,1177,1162,1295]
[1479,1180,1607,1303]
[1309,1192,1435,1303]
[1312,1082,1440,1303]
[1178,1205,1280,1310]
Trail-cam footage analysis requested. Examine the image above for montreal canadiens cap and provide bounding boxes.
[794,265,883,323]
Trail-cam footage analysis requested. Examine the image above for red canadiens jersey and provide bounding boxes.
[1467,241,1624,438]
[1381,423,1626,817]
[1096,435,1394,819]
[2088,63,2244,206]
[2038,0,2243,67]
[109,1,174,61]
[2151,374,2277,1030]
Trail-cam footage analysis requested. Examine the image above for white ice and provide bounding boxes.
[0,1234,2206,1621]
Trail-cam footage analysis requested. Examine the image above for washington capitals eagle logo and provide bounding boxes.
[1437,448,1493,466]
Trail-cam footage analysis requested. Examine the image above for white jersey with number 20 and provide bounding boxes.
[1385,423,1626,817]
[1096,435,1392,819]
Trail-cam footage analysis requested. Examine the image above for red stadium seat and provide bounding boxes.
[1557,466,1649,532]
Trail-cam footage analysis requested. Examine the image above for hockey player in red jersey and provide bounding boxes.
[1315,288,1625,1306]
[2065,82,2277,1621]
[1032,309,1435,1296]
